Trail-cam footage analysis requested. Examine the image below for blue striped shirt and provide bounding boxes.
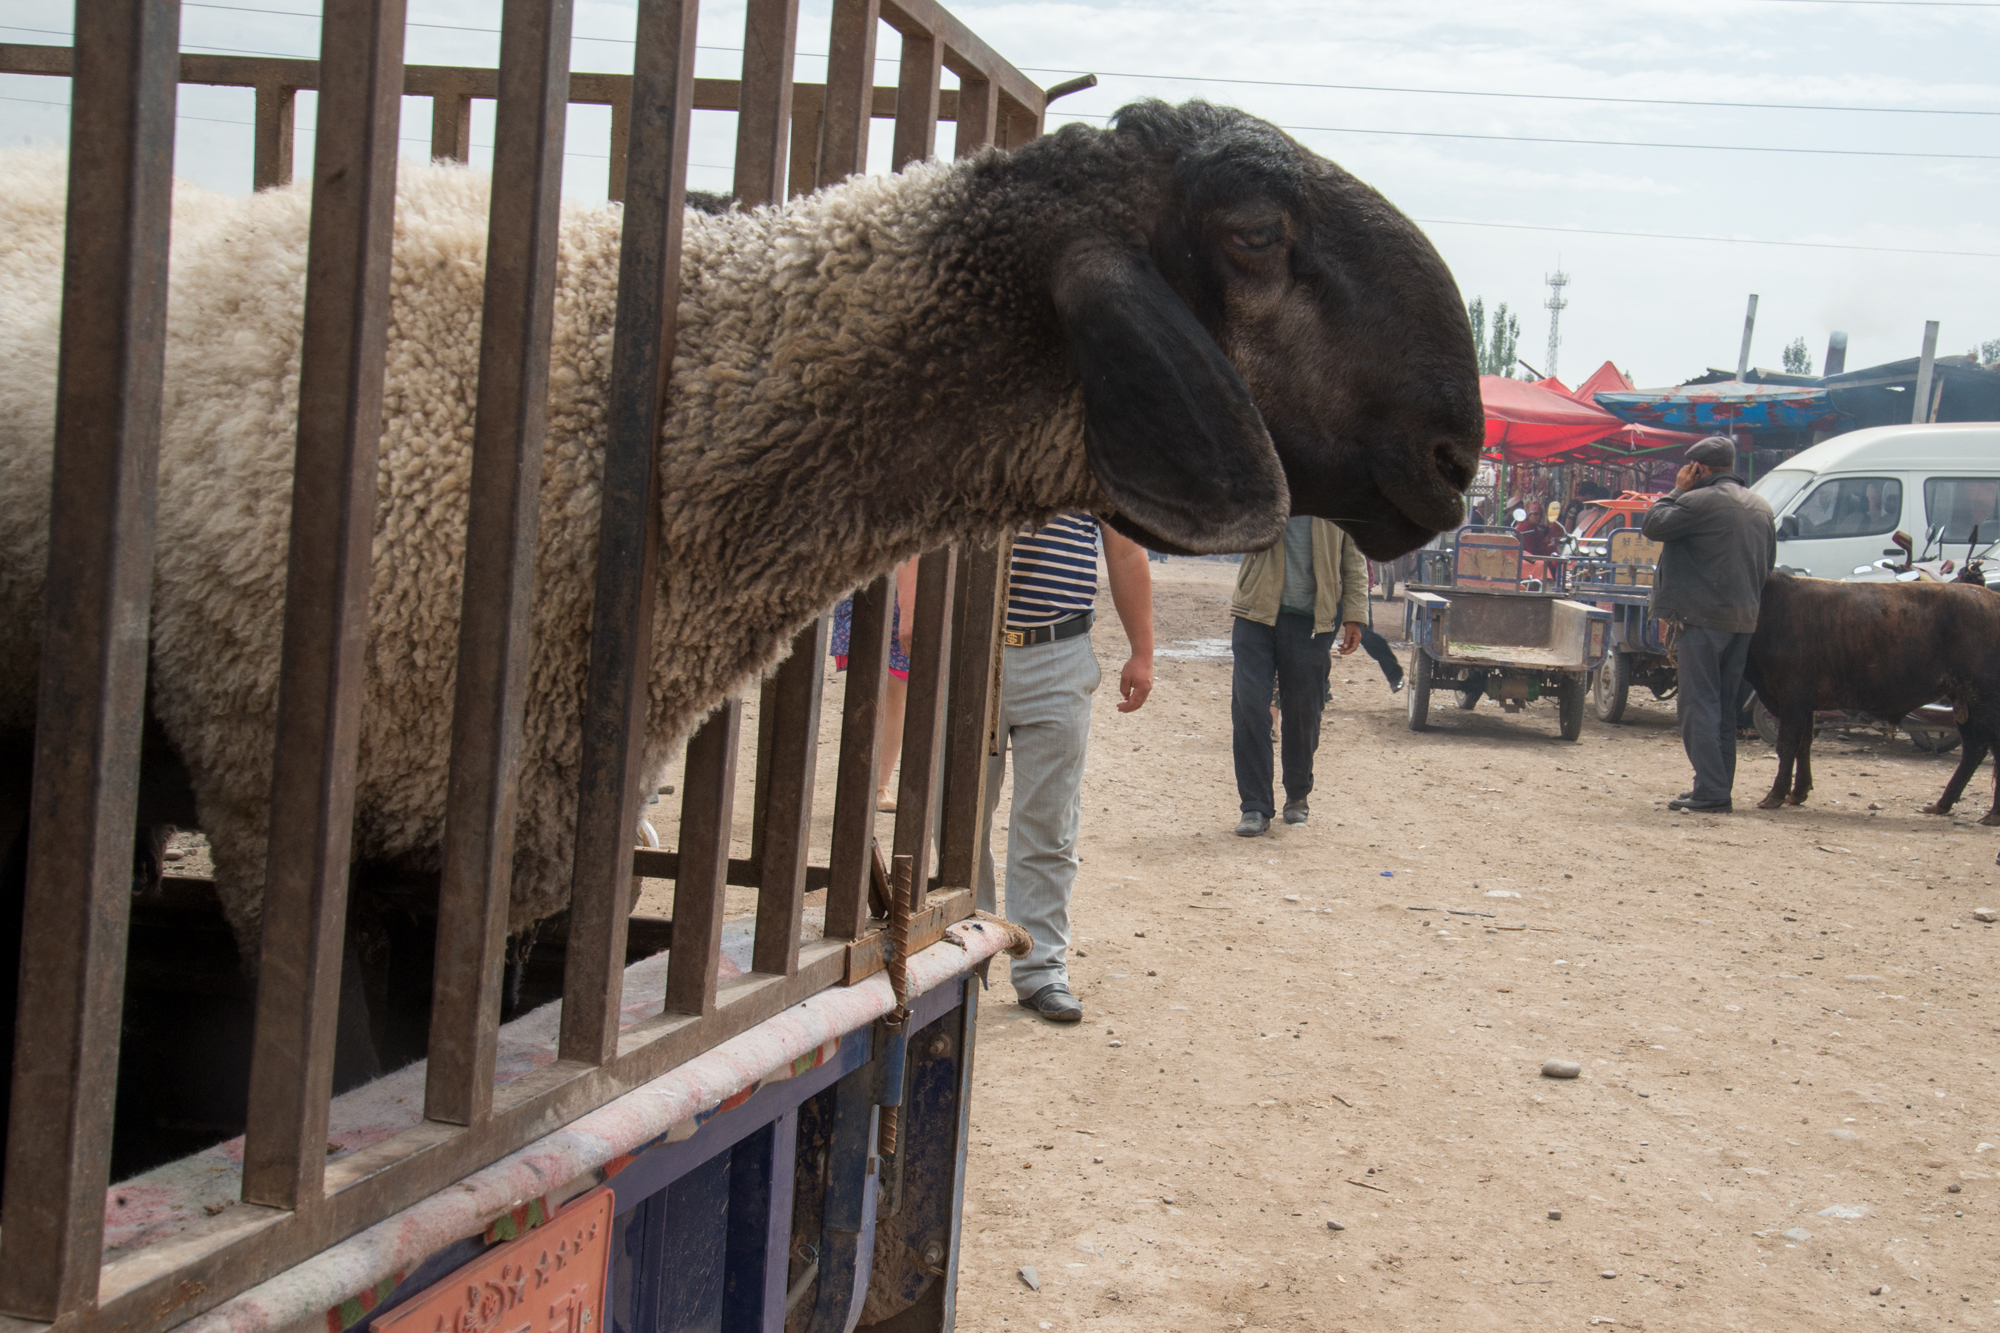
[1005,514,1100,630]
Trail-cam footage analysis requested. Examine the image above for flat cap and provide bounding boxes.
[1687,435,1736,469]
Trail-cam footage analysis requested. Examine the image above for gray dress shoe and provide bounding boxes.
[1019,983,1082,1023]
[1282,799,1309,825]
[1234,812,1270,837]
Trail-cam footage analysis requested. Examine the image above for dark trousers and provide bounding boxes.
[1676,625,1752,803]
[1231,613,1335,816]
[1358,627,1402,689]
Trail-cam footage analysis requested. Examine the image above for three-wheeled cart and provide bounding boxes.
[1569,527,1679,722]
[1403,587,1611,741]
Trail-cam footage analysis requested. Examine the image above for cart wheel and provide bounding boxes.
[1592,651,1630,723]
[1557,675,1586,741]
[1457,672,1486,710]
[1405,648,1432,732]
[1750,694,1781,748]
[1910,726,1962,754]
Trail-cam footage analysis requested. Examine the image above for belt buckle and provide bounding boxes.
[1003,629,1026,647]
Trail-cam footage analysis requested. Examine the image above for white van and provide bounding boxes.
[1750,422,2000,580]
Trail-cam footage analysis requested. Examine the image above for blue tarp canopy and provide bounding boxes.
[1595,381,1846,433]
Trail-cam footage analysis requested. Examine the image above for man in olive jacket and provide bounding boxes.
[1641,436,1777,813]
[1229,516,1368,836]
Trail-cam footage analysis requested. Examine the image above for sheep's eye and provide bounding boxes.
[1230,225,1283,252]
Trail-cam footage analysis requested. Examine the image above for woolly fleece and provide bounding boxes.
[0,102,1479,944]
[0,150,1103,942]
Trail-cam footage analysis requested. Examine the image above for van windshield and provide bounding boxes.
[1751,469,1811,517]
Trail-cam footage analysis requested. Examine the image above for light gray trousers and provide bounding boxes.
[976,632,1101,997]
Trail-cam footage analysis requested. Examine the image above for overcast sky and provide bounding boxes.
[2,0,1993,387]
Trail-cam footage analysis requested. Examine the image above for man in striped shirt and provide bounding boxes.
[977,513,1155,1023]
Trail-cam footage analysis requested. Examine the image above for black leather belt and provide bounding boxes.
[1001,610,1094,648]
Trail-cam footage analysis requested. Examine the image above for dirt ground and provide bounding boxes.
[949,556,2000,1332]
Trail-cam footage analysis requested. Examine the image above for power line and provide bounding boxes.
[20,11,2000,120]
[11,25,1990,164]
[1017,65,2000,118]
[1414,216,1999,259]
[6,92,1981,256]
[1054,107,1999,162]
[1274,120,1996,162]
[1746,0,2000,7]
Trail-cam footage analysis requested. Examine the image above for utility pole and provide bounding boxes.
[1736,294,1759,379]
[1823,330,1848,377]
[1913,320,1940,425]
[1543,265,1569,382]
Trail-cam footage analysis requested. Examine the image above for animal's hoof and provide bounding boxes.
[1922,803,1947,816]
[1757,797,1785,810]
[1784,796,1807,806]
[1981,812,2000,827]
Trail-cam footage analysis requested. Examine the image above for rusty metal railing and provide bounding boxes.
[0,0,1038,1324]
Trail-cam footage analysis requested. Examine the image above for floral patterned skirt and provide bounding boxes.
[829,594,909,681]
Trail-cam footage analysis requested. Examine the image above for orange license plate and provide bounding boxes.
[376,1188,614,1333]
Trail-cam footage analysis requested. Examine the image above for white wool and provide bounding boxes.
[0,149,1095,941]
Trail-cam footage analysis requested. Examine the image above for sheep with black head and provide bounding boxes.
[0,97,1480,956]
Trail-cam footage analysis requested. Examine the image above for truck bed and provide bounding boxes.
[1444,642,1578,669]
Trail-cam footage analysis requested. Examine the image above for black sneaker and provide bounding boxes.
[1234,812,1270,837]
[1282,799,1309,825]
[1019,983,1082,1023]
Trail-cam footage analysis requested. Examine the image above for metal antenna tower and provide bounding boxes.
[1543,263,1570,381]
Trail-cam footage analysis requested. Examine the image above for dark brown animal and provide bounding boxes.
[1745,571,2000,821]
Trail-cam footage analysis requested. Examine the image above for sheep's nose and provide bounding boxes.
[1434,438,1475,494]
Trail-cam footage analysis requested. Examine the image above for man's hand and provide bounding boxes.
[1102,525,1156,714]
[1674,462,1706,492]
[1117,655,1153,712]
[1337,622,1363,655]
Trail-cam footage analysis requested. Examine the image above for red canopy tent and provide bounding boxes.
[1481,374,1627,461]
[1481,362,1705,463]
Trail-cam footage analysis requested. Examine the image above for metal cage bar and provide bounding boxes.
[825,575,893,940]
[557,0,701,1067]
[424,0,575,1129]
[889,547,956,911]
[0,0,181,1314]
[240,0,408,1213]
[252,81,295,188]
[817,0,878,188]
[751,618,828,977]
[664,702,740,1016]
[731,0,796,208]
[888,25,940,170]
[935,540,1007,892]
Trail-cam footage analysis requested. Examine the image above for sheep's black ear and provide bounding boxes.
[1052,239,1288,554]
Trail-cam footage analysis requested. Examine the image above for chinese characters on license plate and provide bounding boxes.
[377,1188,613,1333]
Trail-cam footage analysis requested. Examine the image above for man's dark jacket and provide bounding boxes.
[1641,474,1777,634]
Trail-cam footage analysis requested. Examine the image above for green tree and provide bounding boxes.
[1971,338,2000,364]
[1782,336,1812,374]
[1467,297,1521,377]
